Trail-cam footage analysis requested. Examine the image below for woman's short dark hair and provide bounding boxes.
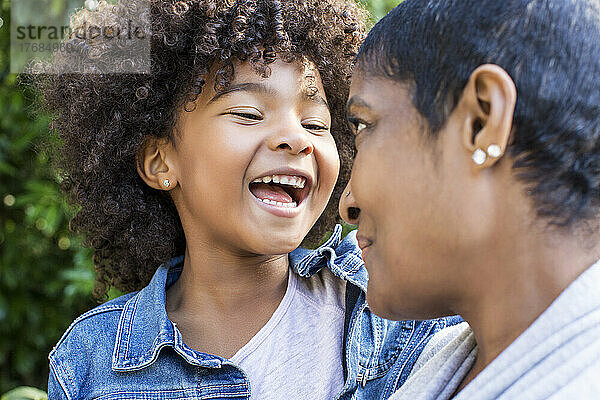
[28,0,366,299]
[358,0,600,230]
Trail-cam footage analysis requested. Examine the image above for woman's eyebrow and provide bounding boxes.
[208,82,275,104]
[346,96,370,113]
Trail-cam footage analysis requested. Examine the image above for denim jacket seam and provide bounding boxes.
[201,393,250,400]
[383,320,438,395]
[358,316,378,381]
[49,353,74,400]
[54,304,125,350]
[335,255,361,276]
[174,335,221,368]
[337,294,365,397]
[123,292,141,360]
[95,385,250,400]
[326,257,367,293]
[339,255,363,275]
[374,317,386,359]
[360,323,404,381]
[347,300,369,385]
[112,292,141,368]
[294,225,343,274]
[113,341,171,372]
[362,322,415,386]
[381,320,418,373]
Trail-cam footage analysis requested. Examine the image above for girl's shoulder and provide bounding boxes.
[52,292,137,352]
[48,292,138,399]
[49,292,137,376]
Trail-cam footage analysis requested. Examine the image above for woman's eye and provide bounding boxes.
[348,118,369,135]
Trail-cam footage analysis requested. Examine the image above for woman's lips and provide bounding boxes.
[356,233,373,262]
[356,235,373,251]
[357,234,374,261]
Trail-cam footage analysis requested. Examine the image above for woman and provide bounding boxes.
[340,0,600,398]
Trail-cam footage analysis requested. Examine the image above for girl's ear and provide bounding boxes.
[136,136,178,190]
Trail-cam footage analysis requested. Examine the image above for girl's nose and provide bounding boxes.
[339,181,361,225]
[267,123,314,156]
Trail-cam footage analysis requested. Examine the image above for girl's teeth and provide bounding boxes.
[252,174,307,188]
[260,198,297,208]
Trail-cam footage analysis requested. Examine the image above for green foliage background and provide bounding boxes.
[0,0,401,393]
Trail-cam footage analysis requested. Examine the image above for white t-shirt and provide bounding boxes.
[230,266,346,400]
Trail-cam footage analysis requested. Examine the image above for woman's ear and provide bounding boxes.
[459,64,517,169]
[136,136,178,190]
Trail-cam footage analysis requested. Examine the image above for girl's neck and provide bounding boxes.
[168,244,289,314]
[165,244,290,358]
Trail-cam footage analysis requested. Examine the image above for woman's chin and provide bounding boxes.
[366,291,404,320]
[366,285,454,321]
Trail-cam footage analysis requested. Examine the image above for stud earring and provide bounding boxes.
[163,179,171,188]
[472,148,487,165]
[487,144,502,158]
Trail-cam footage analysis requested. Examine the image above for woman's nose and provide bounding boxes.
[339,181,361,225]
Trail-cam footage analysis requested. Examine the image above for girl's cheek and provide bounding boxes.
[318,139,340,190]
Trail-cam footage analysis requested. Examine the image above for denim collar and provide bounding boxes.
[111,224,366,371]
[291,224,367,291]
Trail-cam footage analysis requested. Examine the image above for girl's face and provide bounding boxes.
[167,59,339,256]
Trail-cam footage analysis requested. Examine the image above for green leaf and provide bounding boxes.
[1,387,47,400]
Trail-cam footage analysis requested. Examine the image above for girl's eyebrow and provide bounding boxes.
[208,82,275,104]
[208,82,329,111]
[303,92,330,111]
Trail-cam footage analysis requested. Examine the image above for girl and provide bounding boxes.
[33,1,458,399]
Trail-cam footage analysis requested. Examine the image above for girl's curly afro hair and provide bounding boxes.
[29,0,367,300]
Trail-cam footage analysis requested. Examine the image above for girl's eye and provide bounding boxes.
[230,112,262,121]
[303,123,329,132]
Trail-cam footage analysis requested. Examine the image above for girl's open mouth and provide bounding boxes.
[249,174,312,209]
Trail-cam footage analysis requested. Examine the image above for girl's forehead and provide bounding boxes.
[209,57,326,99]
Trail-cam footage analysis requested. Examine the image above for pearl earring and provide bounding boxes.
[472,148,487,165]
[487,144,502,158]
[163,179,171,188]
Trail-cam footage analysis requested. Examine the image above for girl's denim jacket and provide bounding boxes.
[48,225,462,399]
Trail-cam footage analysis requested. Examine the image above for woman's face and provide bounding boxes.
[343,70,487,321]
[165,59,339,256]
